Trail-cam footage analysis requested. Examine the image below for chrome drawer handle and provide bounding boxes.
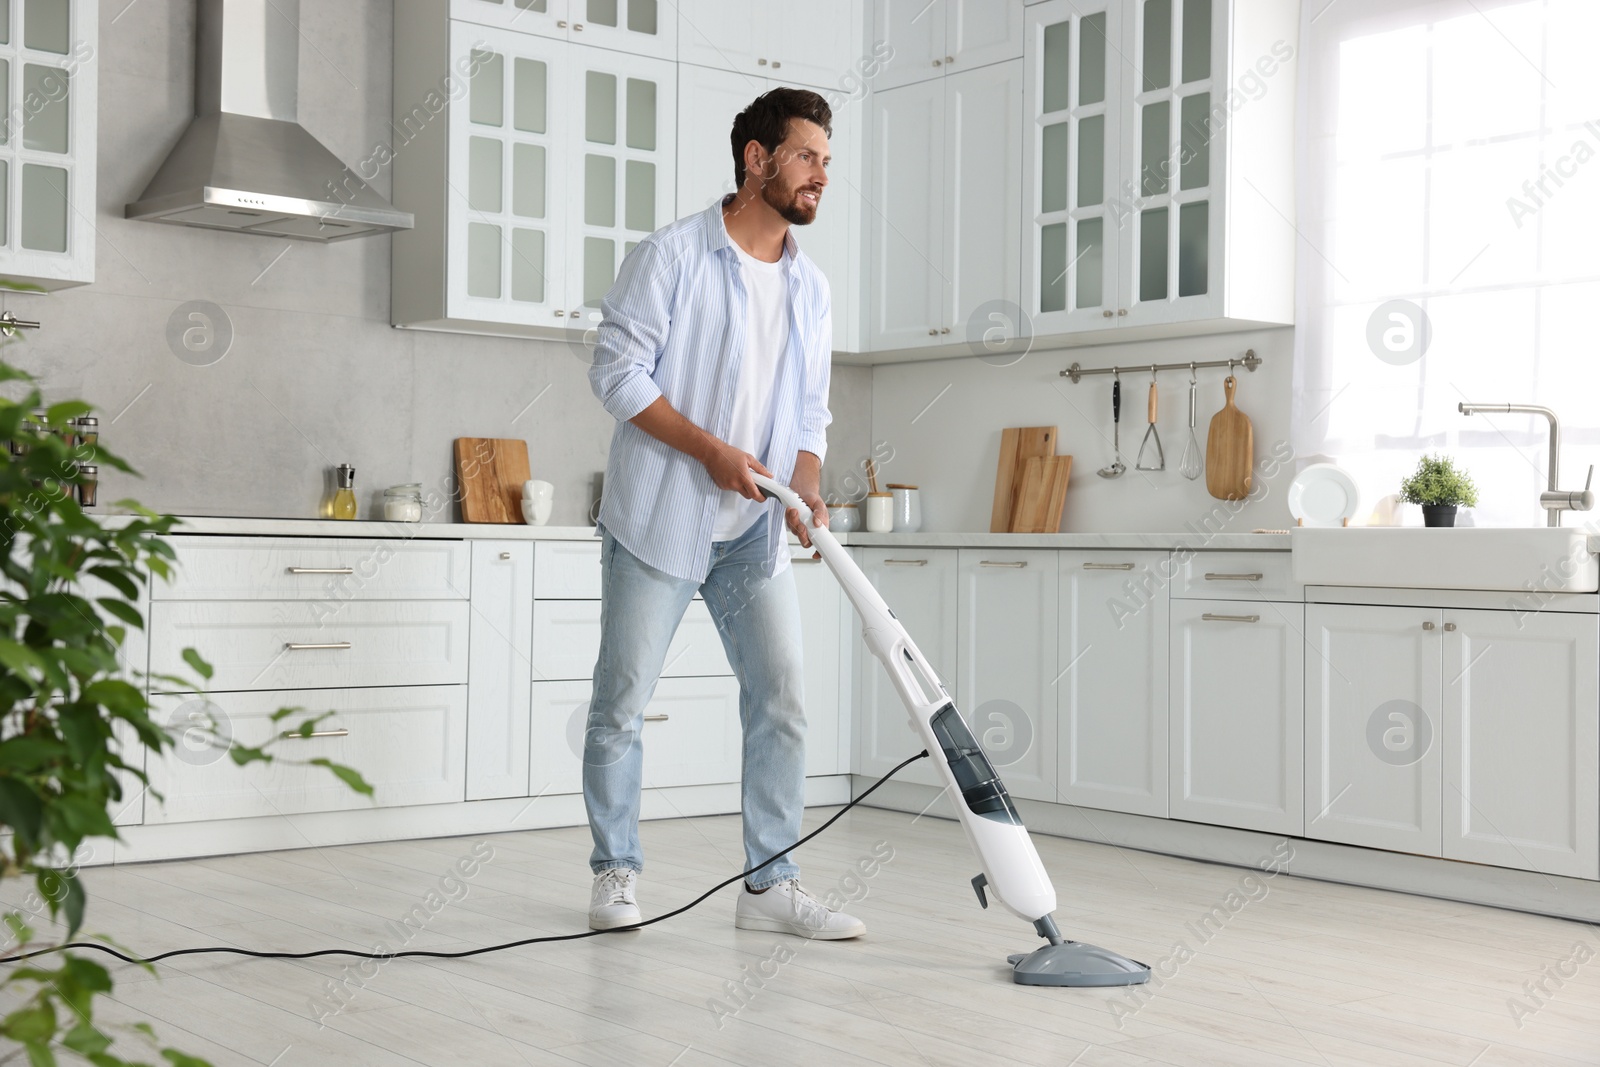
[1201,613,1260,623]
[643,714,669,722]
[791,556,823,564]
[288,567,354,575]
[1083,562,1134,570]
[1204,572,1263,582]
[884,559,929,566]
[281,728,349,740]
[980,560,1027,568]
[285,641,352,651]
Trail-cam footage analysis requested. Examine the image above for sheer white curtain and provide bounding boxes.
[1292,0,1600,527]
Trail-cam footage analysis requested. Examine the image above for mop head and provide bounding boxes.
[1008,942,1152,987]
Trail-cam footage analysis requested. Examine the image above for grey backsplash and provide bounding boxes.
[1,0,873,528]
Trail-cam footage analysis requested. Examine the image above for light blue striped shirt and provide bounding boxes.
[589,200,833,583]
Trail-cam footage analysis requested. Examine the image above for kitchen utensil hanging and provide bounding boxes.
[1134,366,1165,472]
[1097,373,1126,479]
[1178,365,1203,481]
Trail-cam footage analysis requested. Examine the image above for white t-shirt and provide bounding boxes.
[712,242,791,541]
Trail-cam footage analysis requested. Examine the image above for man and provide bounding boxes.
[582,88,863,940]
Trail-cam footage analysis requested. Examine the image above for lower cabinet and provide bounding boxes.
[1055,552,1169,817]
[1305,603,1442,855]
[1306,602,1599,879]
[957,549,1058,803]
[531,598,733,680]
[791,553,852,777]
[1169,599,1303,835]
[852,548,956,789]
[1444,608,1598,879]
[466,541,534,801]
[529,675,743,795]
[145,686,468,823]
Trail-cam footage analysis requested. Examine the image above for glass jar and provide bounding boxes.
[383,483,423,522]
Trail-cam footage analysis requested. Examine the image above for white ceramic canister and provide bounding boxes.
[864,492,894,533]
[829,503,860,532]
[888,483,921,533]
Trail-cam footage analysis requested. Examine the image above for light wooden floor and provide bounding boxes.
[6,806,1600,1066]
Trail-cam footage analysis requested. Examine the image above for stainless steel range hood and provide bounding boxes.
[126,0,412,241]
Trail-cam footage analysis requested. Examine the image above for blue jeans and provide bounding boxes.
[583,514,806,888]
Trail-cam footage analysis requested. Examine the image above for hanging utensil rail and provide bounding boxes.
[1059,349,1260,383]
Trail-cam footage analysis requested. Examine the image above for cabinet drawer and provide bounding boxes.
[1172,552,1299,602]
[531,599,732,681]
[149,601,471,692]
[530,676,742,793]
[534,541,604,599]
[144,685,467,823]
[157,537,470,601]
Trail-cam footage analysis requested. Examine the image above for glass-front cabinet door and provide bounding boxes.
[566,45,675,323]
[1023,0,1121,334]
[0,0,96,290]
[449,25,568,326]
[450,0,673,58]
[1119,0,1220,326]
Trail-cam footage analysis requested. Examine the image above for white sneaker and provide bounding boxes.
[735,879,866,940]
[589,868,641,930]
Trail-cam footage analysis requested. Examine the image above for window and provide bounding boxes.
[1292,0,1600,527]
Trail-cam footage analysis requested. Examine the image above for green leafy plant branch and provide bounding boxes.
[0,344,372,1066]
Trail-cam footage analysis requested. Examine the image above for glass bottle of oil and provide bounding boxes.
[332,464,357,520]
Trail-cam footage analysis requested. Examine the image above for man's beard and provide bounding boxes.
[762,173,819,226]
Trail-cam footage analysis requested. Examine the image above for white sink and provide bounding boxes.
[1291,527,1600,593]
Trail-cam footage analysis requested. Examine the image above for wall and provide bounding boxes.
[868,326,1299,533]
[0,1,873,527]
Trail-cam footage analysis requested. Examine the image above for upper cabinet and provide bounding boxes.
[0,0,96,291]
[1022,0,1297,341]
[678,0,864,90]
[450,0,675,59]
[872,0,1024,90]
[865,59,1023,355]
[392,9,675,337]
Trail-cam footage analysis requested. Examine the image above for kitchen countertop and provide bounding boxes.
[98,514,1291,551]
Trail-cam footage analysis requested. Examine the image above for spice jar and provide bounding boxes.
[77,464,98,508]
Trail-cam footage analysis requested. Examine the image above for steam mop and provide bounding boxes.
[752,474,1150,987]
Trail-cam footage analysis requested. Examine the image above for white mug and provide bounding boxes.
[522,479,554,526]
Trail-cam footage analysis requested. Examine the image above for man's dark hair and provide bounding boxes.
[729,88,833,189]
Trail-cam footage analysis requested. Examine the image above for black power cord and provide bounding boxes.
[1,750,931,967]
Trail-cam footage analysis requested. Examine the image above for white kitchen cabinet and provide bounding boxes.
[1169,598,1302,835]
[392,13,675,337]
[148,600,471,694]
[852,549,955,789]
[530,675,742,794]
[871,0,1024,91]
[466,541,533,800]
[1306,604,1443,856]
[1306,602,1599,878]
[1443,609,1598,880]
[865,59,1023,353]
[678,0,863,90]
[0,0,96,290]
[145,686,468,823]
[956,549,1057,803]
[449,0,675,59]
[675,63,864,352]
[1022,0,1296,339]
[1055,551,1168,817]
[792,552,853,777]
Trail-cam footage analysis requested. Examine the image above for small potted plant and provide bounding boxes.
[1399,453,1479,527]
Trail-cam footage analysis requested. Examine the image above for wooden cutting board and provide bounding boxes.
[991,426,1057,532]
[1009,455,1073,534]
[454,437,532,523]
[1205,376,1253,500]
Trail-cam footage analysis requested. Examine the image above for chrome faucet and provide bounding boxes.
[1457,402,1594,526]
